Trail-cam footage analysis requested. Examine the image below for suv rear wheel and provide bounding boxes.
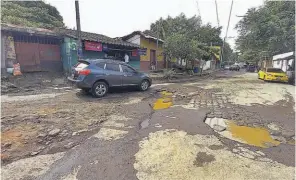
[139,80,149,91]
[92,81,108,98]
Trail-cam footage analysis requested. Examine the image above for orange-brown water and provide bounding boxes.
[153,91,173,110]
[227,121,280,148]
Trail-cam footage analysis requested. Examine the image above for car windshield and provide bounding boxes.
[267,68,284,73]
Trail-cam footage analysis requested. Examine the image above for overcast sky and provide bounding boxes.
[46,0,264,50]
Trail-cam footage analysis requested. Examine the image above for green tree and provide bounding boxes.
[145,13,234,67]
[1,1,64,29]
[235,1,295,62]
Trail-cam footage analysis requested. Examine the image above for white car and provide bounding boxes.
[224,65,230,70]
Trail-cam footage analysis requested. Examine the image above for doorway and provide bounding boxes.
[150,49,156,70]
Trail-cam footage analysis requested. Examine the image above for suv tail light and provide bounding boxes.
[78,69,91,75]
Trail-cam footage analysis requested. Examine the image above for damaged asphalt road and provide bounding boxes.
[1,71,295,180]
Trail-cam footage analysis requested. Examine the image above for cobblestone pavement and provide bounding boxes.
[2,71,295,180]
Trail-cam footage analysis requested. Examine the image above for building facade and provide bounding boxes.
[122,31,165,71]
[1,24,140,74]
[1,24,63,73]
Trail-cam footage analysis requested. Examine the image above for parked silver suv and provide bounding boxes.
[68,59,152,98]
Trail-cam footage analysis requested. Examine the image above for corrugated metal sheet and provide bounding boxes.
[39,44,62,71]
[15,42,41,72]
[14,42,62,72]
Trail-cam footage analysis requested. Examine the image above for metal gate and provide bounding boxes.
[14,35,62,72]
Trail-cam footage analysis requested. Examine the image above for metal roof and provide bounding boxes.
[1,24,140,48]
[122,31,164,43]
[56,28,140,48]
[1,23,60,38]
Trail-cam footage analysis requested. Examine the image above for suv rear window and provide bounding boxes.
[75,62,89,69]
[106,63,120,72]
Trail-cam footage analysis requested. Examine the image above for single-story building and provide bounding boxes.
[272,51,295,72]
[122,31,165,71]
[56,28,141,72]
[1,24,141,74]
[1,23,63,72]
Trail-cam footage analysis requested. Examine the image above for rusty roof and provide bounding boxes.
[1,24,140,48]
[1,23,60,37]
[122,31,164,43]
[56,28,140,48]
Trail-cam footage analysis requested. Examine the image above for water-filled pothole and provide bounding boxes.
[153,91,173,110]
[205,117,280,148]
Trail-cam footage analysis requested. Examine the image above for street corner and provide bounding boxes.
[133,130,295,180]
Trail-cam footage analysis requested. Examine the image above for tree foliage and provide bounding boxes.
[1,1,64,29]
[144,13,235,65]
[235,1,295,62]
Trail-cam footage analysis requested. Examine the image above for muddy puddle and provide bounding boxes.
[205,118,281,148]
[226,121,280,148]
[140,91,173,130]
[153,91,173,110]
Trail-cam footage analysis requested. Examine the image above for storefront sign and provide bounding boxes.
[103,45,108,51]
[84,41,102,51]
[138,48,147,56]
[132,49,138,56]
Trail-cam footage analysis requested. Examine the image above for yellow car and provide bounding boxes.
[258,68,288,82]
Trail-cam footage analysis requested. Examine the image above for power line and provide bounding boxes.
[221,0,234,64]
[215,0,220,27]
[225,0,234,38]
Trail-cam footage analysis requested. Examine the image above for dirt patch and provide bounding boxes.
[208,144,224,150]
[1,89,153,165]
[134,130,294,180]
[193,152,215,167]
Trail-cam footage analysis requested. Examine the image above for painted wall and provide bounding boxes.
[129,54,140,70]
[82,50,105,59]
[61,37,78,73]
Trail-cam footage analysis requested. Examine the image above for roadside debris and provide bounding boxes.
[48,128,61,136]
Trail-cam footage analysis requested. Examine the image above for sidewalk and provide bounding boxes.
[150,69,220,83]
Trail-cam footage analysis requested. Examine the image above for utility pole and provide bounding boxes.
[156,21,161,70]
[215,0,220,27]
[221,0,233,65]
[75,0,82,59]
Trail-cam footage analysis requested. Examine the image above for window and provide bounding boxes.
[267,68,284,73]
[121,65,136,73]
[105,63,120,72]
[75,62,89,69]
[96,62,105,69]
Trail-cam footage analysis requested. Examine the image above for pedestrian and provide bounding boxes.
[124,53,129,64]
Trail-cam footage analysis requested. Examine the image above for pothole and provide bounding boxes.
[204,117,281,148]
[153,91,173,110]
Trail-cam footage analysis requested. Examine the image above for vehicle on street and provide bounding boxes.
[68,59,152,98]
[229,65,240,71]
[246,64,256,72]
[258,67,288,83]
[224,65,230,70]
